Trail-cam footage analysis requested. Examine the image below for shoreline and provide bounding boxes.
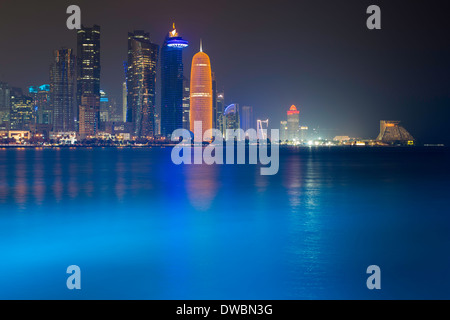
[0,144,446,149]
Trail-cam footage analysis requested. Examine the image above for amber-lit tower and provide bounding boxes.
[190,40,213,141]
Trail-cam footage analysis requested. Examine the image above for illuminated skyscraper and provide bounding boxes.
[287,104,299,141]
[216,92,224,134]
[50,48,75,132]
[108,97,122,123]
[190,41,213,141]
[161,23,188,137]
[78,94,100,138]
[99,89,109,122]
[223,103,240,140]
[240,105,254,132]
[0,82,11,124]
[28,85,51,125]
[182,76,190,130]
[212,72,217,129]
[122,82,127,122]
[77,25,101,129]
[126,30,159,137]
[10,90,33,131]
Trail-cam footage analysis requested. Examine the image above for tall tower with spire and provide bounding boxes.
[190,40,213,141]
[160,23,188,137]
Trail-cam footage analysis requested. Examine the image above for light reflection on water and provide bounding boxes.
[0,147,449,299]
[185,164,218,211]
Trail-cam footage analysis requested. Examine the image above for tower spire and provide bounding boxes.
[200,39,203,52]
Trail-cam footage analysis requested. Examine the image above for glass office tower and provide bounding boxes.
[126,30,159,137]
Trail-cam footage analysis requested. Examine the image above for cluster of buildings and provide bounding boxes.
[0,23,417,146]
[279,104,415,146]
[0,23,258,145]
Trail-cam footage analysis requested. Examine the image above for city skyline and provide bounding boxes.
[1,0,450,303]
[0,0,449,143]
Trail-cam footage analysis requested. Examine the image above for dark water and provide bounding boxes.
[0,147,449,299]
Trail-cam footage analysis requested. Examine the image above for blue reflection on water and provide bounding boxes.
[0,147,449,299]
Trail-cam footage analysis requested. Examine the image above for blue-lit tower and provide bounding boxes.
[160,23,188,137]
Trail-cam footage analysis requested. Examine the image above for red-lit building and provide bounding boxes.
[287,105,300,141]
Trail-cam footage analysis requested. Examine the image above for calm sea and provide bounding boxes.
[0,147,449,299]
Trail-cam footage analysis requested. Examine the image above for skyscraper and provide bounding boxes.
[182,76,190,130]
[212,72,217,129]
[76,25,101,130]
[28,85,51,125]
[122,82,127,122]
[223,103,240,140]
[108,97,122,123]
[10,89,33,131]
[126,30,159,137]
[216,92,224,134]
[190,41,213,141]
[78,94,100,138]
[0,82,11,124]
[160,23,188,137]
[287,105,299,141]
[99,89,109,122]
[240,105,254,132]
[50,48,75,132]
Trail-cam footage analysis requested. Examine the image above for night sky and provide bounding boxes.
[0,0,449,143]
